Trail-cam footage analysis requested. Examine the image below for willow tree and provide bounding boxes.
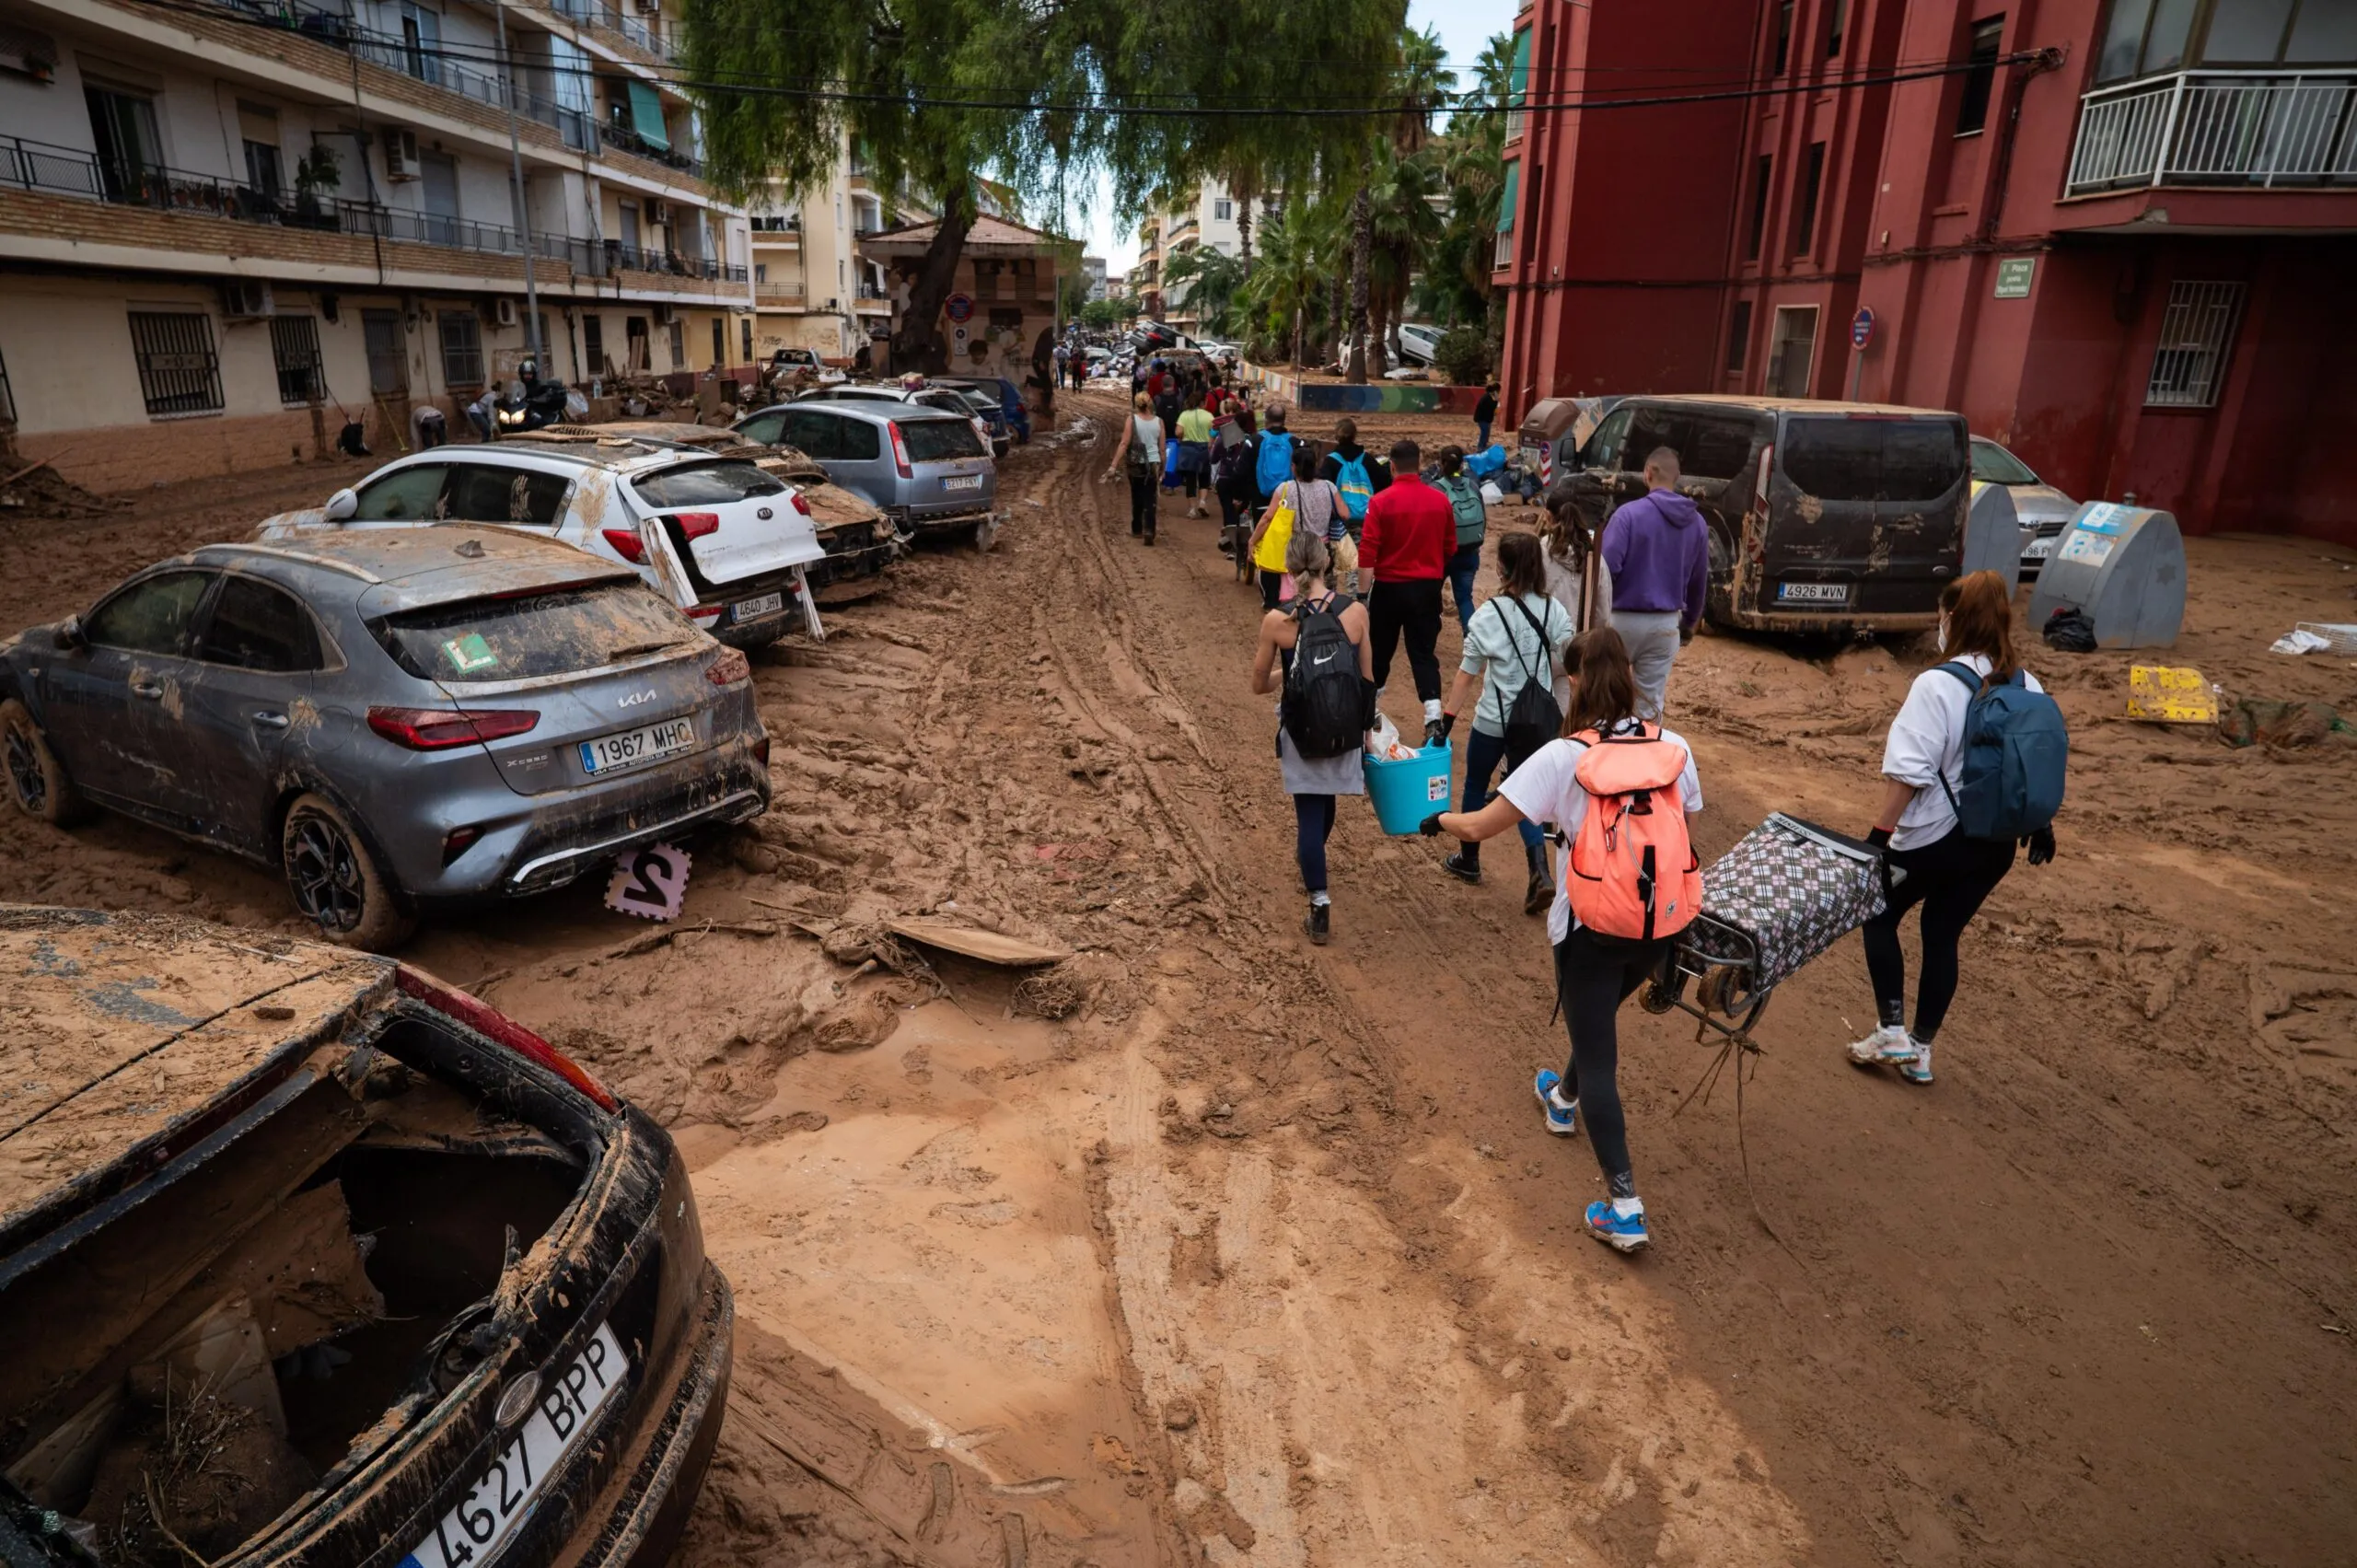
[684,0,1403,373]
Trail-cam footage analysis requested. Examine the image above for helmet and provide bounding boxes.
[517,357,540,382]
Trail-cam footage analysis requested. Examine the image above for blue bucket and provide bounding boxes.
[1364,740,1454,835]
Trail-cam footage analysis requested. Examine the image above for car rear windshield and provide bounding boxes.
[372,582,697,682]
[1780,417,1966,504]
[631,459,787,507]
[1969,441,2040,486]
[900,418,985,462]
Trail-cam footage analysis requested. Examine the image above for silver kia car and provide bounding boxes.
[731,402,999,539]
[0,528,770,948]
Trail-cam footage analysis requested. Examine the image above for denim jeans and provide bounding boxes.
[1458,726,1544,866]
[1446,542,1482,633]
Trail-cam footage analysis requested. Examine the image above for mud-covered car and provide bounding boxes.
[0,528,771,948]
[0,905,729,1568]
[1969,436,2079,582]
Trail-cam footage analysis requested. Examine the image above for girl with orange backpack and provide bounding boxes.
[1420,627,1703,1254]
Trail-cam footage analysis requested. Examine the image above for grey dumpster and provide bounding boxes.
[2027,502,2186,648]
[1962,481,2021,593]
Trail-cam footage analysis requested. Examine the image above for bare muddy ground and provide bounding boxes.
[2,400,2353,1565]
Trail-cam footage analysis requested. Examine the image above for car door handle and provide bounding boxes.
[131,682,163,700]
[251,711,290,729]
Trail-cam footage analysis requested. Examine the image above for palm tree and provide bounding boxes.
[1365,145,1446,365]
[1163,244,1248,339]
[1237,203,1323,366]
[1347,25,1456,382]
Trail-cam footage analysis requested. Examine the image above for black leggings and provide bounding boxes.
[1128,473,1157,536]
[1862,827,2016,1043]
[1555,925,1672,1198]
[1294,794,1337,893]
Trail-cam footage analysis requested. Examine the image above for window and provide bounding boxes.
[128,311,224,416]
[363,309,407,394]
[1956,17,2005,135]
[711,317,725,367]
[199,577,321,672]
[582,315,605,377]
[443,463,570,524]
[1792,142,1826,257]
[87,571,213,656]
[1685,416,1759,480]
[1765,306,1819,397]
[1780,417,1966,502]
[1775,0,1794,71]
[1828,0,1848,55]
[1747,155,1773,260]
[1583,407,1633,470]
[1726,300,1753,373]
[438,310,484,387]
[270,315,322,404]
[632,461,786,507]
[1213,198,1233,221]
[668,319,686,368]
[372,584,692,684]
[2096,0,2200,82]
[401,2,442,86]
[1494,159,1520,269]
[352,463,451,520]
[740,319,753,363]
[1969,439,2042,485]
[2205,0,2297,60]
[625,316,650,372]
[243,140,284,199]
[2146,279,2244,407]
[899,418,985,462]
[85,84,160,203]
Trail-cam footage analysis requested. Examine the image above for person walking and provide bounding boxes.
[1317,417,1391,533]
[1175,396,1216,519]
[1252,406,1297,510]
[1248,447,1343,611]
[1474,381,1500,451]
[1538,507,1613,710]
[1434,532,1573,912]
[1422,627,1704,1253]
[1213,405,1260,557]
[1152,362,1182,440]
[1602,447,1710,720]
[1432,445,1489,633]
[1104,391,1167,545]
[1850,572,2061,1085]
[1358,439,1457,743]
[1252,532,1374,947]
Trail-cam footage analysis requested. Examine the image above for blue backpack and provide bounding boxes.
[1255,432,1295,496]
[1936,663,2068,839]
[1334,452,1374,520]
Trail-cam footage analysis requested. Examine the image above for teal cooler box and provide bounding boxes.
[1364,741,1455,835]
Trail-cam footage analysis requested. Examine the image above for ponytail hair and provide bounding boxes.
[1284,528,1331,593]
[1943,570,2019,684]
[1439,443,1466,478]
[1561,626,1641,736]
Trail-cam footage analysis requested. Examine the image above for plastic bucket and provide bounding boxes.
[1364,741,1454,835]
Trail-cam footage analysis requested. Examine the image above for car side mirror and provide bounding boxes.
[324,487,359,522]
[52,616,84,651]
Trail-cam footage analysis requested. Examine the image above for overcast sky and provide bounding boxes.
[1080,0,1514,273]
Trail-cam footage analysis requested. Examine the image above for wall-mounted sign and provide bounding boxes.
[1850,306,1875,349]
[945,293,975,323]
[1994,258,2036,298]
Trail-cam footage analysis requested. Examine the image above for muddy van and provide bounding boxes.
[1550,396,1969,633]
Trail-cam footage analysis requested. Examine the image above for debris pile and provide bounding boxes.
[0,458,127,520]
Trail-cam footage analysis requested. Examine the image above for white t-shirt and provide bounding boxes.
[1460,592,1574,736]
[1883,654,2047,851]
[1500,721,1705,945]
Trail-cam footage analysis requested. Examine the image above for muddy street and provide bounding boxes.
[4,399,2355,1566]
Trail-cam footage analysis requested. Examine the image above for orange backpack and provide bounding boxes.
[1565,725,1702,941]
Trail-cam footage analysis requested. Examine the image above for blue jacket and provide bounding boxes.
[1601,488,1710,625]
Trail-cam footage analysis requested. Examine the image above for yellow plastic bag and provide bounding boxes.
[2127,664,2218,724]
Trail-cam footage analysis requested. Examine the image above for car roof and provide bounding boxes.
[0,905,387,1238]
[1624,393,1959,419]
[423,436,701,472]
[781,400,970,425]
[196,527,639,611]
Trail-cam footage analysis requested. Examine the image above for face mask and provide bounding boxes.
[1935,616,1948,654]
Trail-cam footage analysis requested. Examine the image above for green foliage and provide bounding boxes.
[1433,326,1492,386]
[1162,246,1249,338]
[1078,296,1139,331]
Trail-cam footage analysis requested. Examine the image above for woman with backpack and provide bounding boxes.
[1434,533,1573,914]
[1252,532,1373,947]
[1850,571,2061,1085]
[1420,627,1704,1255]
[1103,390,1167,546]
[1432,445,1489,633]
[1247,447,1344,612]
[1213,406,1260,558]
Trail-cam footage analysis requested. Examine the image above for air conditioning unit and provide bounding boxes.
[644,199,669,227]
[493,297,518,328]
[383,128,421,182]
[633,0,659,13]
[653,303,677,325]
[221,280,275,319]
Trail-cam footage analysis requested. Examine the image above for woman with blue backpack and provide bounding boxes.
[1251,531,1373,947]
[1431,445,1488,633]
[1852,571,2065,1085]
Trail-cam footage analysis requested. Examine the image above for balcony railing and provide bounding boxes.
[546,0,679,62]
[2066,70,2357,194]
[605,239,746,282]
[754,281,807,303]
[600,117,702,177]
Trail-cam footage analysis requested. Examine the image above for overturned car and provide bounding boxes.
[0,906,728,1568]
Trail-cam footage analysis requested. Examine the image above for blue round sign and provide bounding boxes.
[1850,306,1875,349]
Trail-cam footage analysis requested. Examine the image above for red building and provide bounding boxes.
[1493,0,2357,544]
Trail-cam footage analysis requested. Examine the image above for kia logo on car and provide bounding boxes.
[619,691,656,708]
[757,506,773,518]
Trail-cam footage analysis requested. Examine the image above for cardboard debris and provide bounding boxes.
[883,919,1071,968]
[2126,665,2219,724]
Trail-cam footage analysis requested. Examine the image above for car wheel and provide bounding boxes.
[281,792,415,950]
[0,698,93,826]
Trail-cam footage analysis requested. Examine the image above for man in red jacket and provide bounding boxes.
[1358,438,1457,744]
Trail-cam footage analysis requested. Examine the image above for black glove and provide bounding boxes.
[2025,827,2056,865]
[1865,826,1892,849]
[1433,712,1458,745]
[1418,812,1446,838]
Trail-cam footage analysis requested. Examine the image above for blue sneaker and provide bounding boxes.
[1585,1200,1649,1253]
[1533,1070,1578,1136]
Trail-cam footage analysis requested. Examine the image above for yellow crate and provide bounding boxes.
[2127,665,2218,724]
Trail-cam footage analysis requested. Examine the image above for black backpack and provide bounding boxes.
[1283,594,1370,759]
[1500,597,1565,763]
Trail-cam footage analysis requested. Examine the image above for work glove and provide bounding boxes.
[1865,827,1892,850]
[1418,812,1446,838]
[2024,827,2056,865]
[1432,712,1458,745]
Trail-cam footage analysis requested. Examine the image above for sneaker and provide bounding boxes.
[1524,867,1553,916]
[1532,1070,1578,1136]
[1443,851,1481,885]
[1898,1041,1933,1085]
[1144,531,1156,546]
[1846,1024,1919,1068]
[1585,1200,1649,1254]
[1304,902,1330,945]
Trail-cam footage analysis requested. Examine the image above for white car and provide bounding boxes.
[1968,436,2080,582]
[1395,322,1445,366]
[253,438,828,645]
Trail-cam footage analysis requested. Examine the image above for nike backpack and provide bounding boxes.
[1283,598,1370,759]
[1565,725,1702,941]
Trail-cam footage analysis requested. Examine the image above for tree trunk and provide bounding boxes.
[1345,187,1372,384]
[1325,276,1342,370]
[1235,179,1254,279]
[889,192,971,376]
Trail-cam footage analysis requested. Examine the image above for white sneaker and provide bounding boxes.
[1847,1024,1919,1067]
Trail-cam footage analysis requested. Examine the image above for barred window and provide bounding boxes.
[2145,281,2244,408]
[128,311,224,416]
[270,314,323,404]
[438,309,484,388]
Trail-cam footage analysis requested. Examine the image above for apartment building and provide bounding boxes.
[1132,178,1273,331]
[744,138,894,364]
[0,0,755,492]
[1082,254,1105,302]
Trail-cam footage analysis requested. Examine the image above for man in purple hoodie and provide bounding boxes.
[1602,447,1711,718]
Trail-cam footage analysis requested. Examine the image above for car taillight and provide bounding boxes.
[791,492,811,517]
[686,605,724,621]
[366,706,540,749]
[441,825,484,865]
[707,647,750,686]
[395,966,620,1112]
[753,734,772,768]
[674,511,721,540]
[601,526,645,563]
[889,423,913,478]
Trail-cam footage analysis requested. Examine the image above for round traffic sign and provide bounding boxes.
[946,294,975,324]
[1850,306,1875,349]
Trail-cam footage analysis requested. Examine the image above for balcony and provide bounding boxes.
[2066,71,2357,195]
[604,238,748,283]
[599,117,702,177]
[755,280,807,304]
[543,0,679,64]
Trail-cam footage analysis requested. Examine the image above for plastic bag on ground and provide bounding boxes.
[2270,628,2332,656]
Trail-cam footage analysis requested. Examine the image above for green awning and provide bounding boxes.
[1509,28,1531,107]
[626,80,668,149]
[1498,159,1519,232]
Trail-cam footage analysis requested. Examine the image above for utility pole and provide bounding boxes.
[493,0,543,367]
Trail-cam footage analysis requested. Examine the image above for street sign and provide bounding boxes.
[1994,258,2035,298]
[946,293,975,323]
[1850,306,1875,350]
